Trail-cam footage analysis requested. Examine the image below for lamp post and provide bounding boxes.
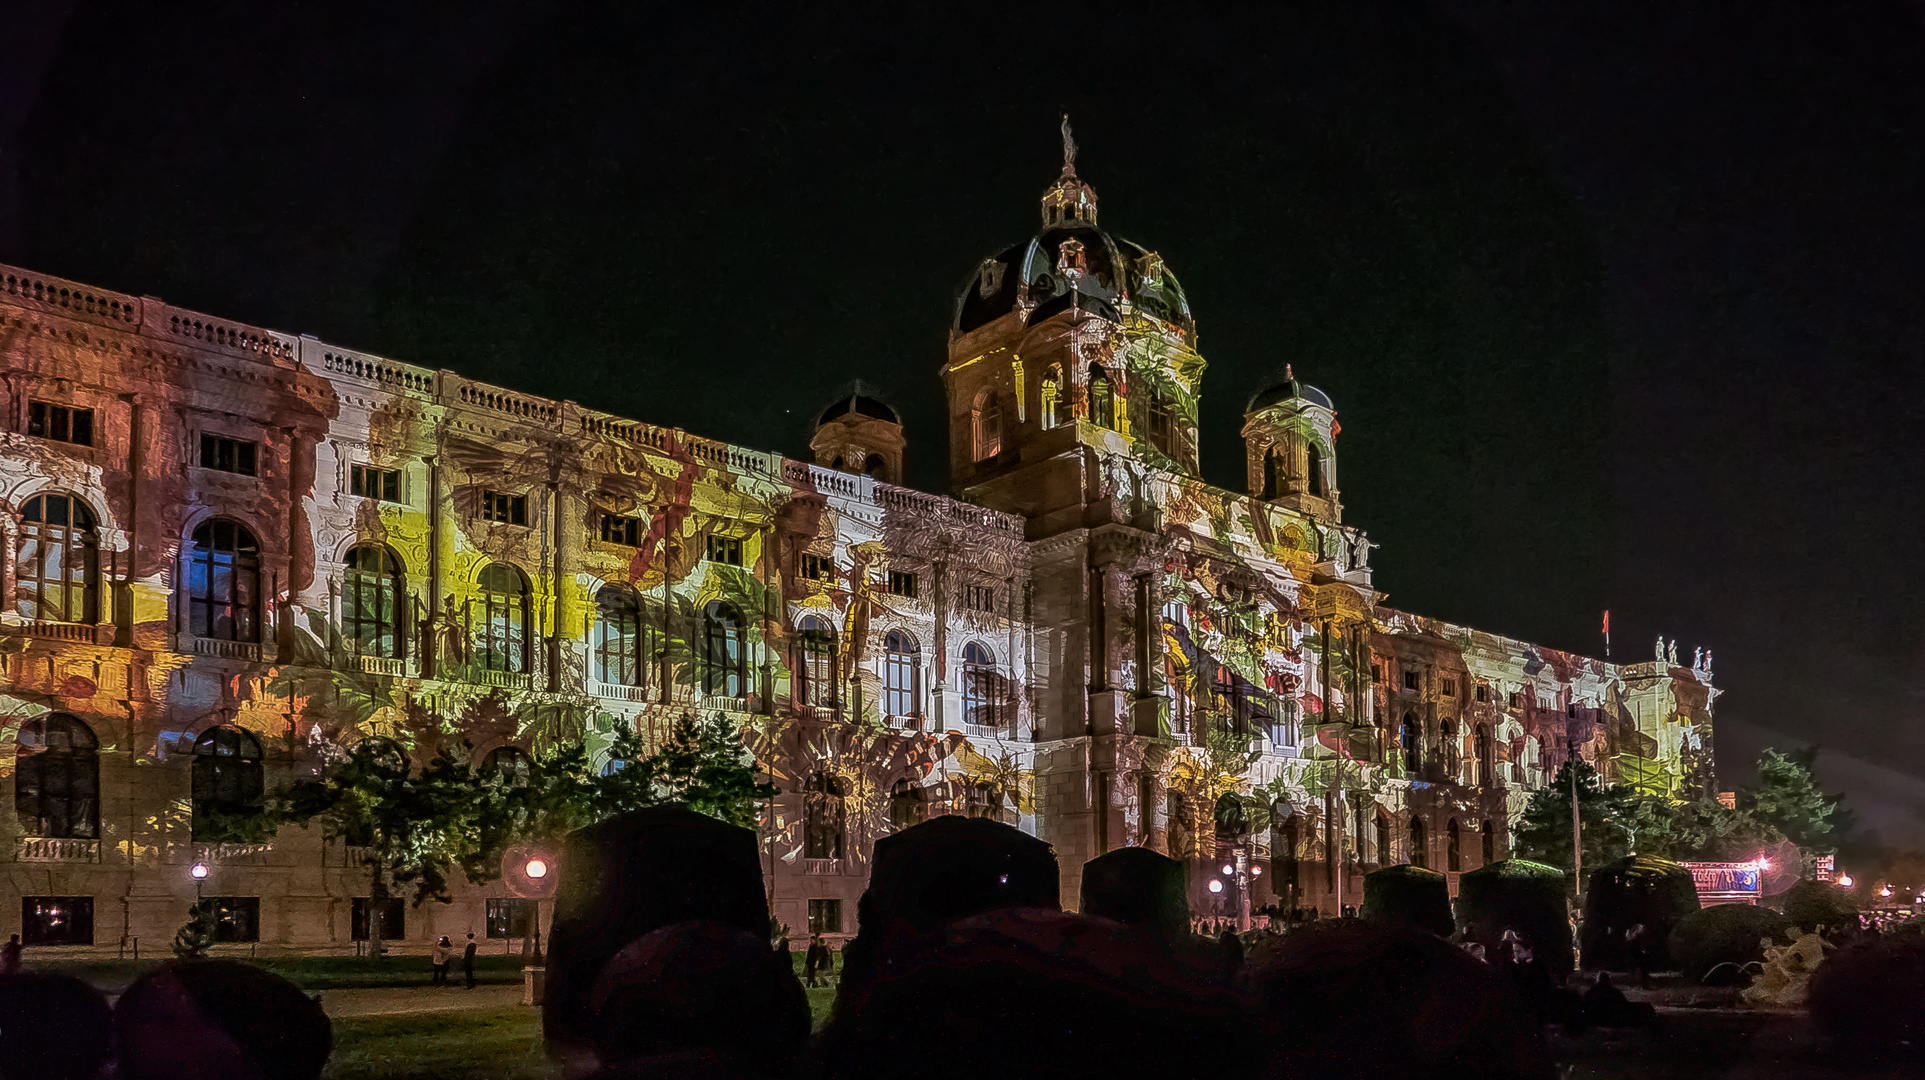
[190,862,209,902]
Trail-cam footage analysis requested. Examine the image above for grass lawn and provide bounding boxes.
[30,953,528,994]
[326,1008,547,1080]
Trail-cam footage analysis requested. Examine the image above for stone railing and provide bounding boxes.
[182,635,262,662]
[454,383,560,425]
[472,669,533,691]
[0,268,140,327]
[15,837,101,862]
[587,680,649,703]
[800,858,840,876]
[318,349,434,395]
[23,620,103,644]
[192,842,274,866]
[349,654,414,678]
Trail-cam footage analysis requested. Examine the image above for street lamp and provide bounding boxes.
[524,858,548,880]
[1207,879,1224,894]
[190,862,209,901]
[1837,874,1855,889]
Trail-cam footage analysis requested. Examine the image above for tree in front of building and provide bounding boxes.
[172,900,216,958]
[515,711,777,837]
[1512,760,1666,880]
[1739,747,1853,853]
[270,739,515,956]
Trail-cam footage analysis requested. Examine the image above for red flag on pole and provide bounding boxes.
[1601,610,1610,635]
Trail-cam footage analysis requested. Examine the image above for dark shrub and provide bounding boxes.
[1362,864,1454,938]
[115,959,332,1080]
[1779,878,1855,932]
[0,973,113,1080]
[1247,918,1551,1080]
[1456,859,1574,980]
[1579,855,1699,971]
[1808,930,1925,1052]
[1667,904,1791,985]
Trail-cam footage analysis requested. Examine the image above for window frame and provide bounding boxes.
[796,615,838,708]
[349,464,403,504]
[474,563,530,673]
[186,519,262,643]
[960,641,1006,728]
[702,601,746,697]
[479,490,528,526]
[592,585,647,687]
[199,433,259,477]
[706,534,744,566]
[486,897,536,939]
[803,773,846,860]
[881,629,920,718]
[191,727,265,841]
[21,896,94,946]
[598,513,642,547]
[15,492,100,624]
[342,544,405,659]
[14,713,100,840]
[27,400,95,446]
[886,570,918,598]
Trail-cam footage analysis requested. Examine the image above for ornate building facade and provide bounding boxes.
[0,139,1715,951]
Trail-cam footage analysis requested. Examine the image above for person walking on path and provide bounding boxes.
[805,933,831,988]
[463,933,478,988]
[431,937,453,986]
[1,933,20,976]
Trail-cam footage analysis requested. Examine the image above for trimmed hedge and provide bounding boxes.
[1667,903,1791,985]
[1456,859,1575,980]
[1809,930,1925,1052]
[1361,864,1453,938]
[1579,855,1700,972]
[1779,878,1855,932]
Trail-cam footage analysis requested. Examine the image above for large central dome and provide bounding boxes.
[952,127,1194,338]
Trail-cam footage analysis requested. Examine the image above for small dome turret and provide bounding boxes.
[811,385,905,484]
[1243,365,1341,522]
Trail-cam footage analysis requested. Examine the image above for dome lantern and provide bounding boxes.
[1041,115,1098,228]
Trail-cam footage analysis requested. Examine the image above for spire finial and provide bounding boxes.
[1061,113,1078,178]
[1285,363,1294,380]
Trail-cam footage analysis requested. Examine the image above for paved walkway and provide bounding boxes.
[314,983,529,1018]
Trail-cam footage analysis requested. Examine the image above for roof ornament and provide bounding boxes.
[1061,113,1078,178]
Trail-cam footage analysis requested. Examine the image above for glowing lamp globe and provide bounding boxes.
[524,858,549,880]
[1838,874,1855,888]
[1251,865,1263,877]
[1221,864,1235,876]
[1207,879,1224,894]
[1880,885,1893,898]
[190,863,209,880]
[501,842,559,899]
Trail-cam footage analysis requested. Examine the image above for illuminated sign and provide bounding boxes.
[1681,861,1761,905]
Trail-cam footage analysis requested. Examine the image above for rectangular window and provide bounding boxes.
[802,553,835,582]
[1441,678,1456,698]
[21,896,94,946]
[599,514,641,546]
[486,898,536,939]
[200,434,258,476]
[707,534,743,566]
[1475,685,1489,703]
[808,898,842,935]
[480,491,527,525]
[1509,692,1524,709]
[887,570,918,598]
[1148,400,1175,456]
[1402,670,1419,691]
[1371,663,1383,684]
[350,464,402,503]
[350,896,407,941]
[27,401,94,446]
[963,584,996,614]
[209,897,260,943]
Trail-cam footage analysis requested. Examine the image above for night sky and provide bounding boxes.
[4,2,1921,839]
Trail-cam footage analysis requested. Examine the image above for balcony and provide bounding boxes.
[15,837,100,862]
[348,653,415,678]
[181,635,261,662]
[588,679,650,703]
[702,695,750,714]
[471,669,533,691]
[191,842,274,866]
[21,620,106,645]
[800,858,840,875]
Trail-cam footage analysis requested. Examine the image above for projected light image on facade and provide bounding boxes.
[0,127,1715,947]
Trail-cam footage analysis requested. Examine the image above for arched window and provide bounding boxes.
[888,778,926,831]
[1482,820,1497,865]
[700,600,743,693]
[1441,719,1460,779]
[17,493,99,623]
[192,727,264,841]
[882,629,920,718]
[1400,713,1420,775]
[343,545,404,659]
[703,602,746,697]
[1039,368,1063,430]
[1446,818,1462,872]
[796,616,837,707]
[1147,395,1176,456]
[187,519,261,642]
[960,641,1006,727]
[972,391,1002,461]
[1306,441,1326,498]
[1263,447,1289,500]
[592,586,646,687]
[474,563,529,673]
[1475,723,1495,787]
[1089,368,1115,429]
[1408,817,1428,868]
[15,713,98,839]
[482,746,532,787]
[1375,810,1392,869]
[803,773,845,859]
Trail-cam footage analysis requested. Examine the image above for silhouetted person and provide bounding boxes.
[805,933,832,988]
[1,933,20,975]
[545,805,772,1071]
[830,815,1058,1020]
[1219,928,1245,971]
[0,972,113,1080]
[814,907,1252,1080]
[1579,972,1656,1032]
[585,920,807,1079]
[463,932,478,988]
[1247,918,1551,1080]
[115,958,332,1080]
[431,936,453,986]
